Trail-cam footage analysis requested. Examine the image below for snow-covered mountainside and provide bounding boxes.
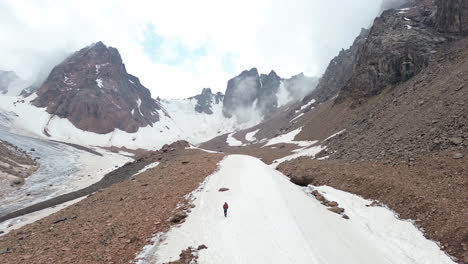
[0,42,318,150]
[0,90,261,150]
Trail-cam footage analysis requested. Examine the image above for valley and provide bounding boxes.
[0,0,467,263]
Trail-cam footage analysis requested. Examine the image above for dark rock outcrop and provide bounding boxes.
[191,88,224,115]
[0,71,18,94]
[257,70,281,115]
[32,42,161,134]
[222,68,261,118]
[337,1,445,101]
[305,29,369,104]
[436,0,468,34]
[222,68,317,119]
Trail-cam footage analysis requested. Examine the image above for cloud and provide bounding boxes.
[0,0,384,99]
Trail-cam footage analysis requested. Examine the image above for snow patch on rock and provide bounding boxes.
[226,133,244,147]
[264,127,314,147]
[245,129,259,142]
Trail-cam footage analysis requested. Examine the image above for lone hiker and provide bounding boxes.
[223,202,229,217]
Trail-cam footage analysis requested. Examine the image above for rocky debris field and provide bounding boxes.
[321,36,468,164]
[0,140,38,187]
[0,141,223,264]
[278,152,468,263]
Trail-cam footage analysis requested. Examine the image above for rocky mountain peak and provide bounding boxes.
[32,42,161,134]
[223,67,318,119]
[304,28,369,104]
[192,88,224,115]
[222,68,262,118]
[257,70,282,115]
[333,0,446,102]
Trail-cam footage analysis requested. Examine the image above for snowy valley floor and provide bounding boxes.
[137,155,454,264]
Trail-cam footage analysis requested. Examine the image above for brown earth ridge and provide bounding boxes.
[0,141,223,264]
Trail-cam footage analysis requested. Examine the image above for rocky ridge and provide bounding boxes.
[190,88,224,115]
[305,29,369,104]
[337,0,445,102]
[223,68,317,119]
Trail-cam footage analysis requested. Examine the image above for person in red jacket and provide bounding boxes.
[223,202,229,217]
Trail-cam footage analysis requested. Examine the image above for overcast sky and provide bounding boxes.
[0,0,384,99]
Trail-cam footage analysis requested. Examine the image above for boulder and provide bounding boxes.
[191,88,224,115]
[311,190,327,203]
[452,153,464,159]
[326,201,339,207]
[197,244,208,250]
[170,212,188,224]
[290,175,313,186]
[10,177,24,186]
[328,207,345,214]
[449,137,463,145]
[0,248,12,254]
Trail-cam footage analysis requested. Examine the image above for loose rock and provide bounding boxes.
[449,137,463,145]
[197,244,208,250]
[170,212,188,224]
[328,207,345,214]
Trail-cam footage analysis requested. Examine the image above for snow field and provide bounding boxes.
[138,155,454,264]
[0,94,262,151]
[263,127,315,147]
[226,133,244,146]
[244,129,259,142]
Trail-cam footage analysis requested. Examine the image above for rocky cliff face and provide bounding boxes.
[222,68,316,119]
[0,71,18,94]
[191,88,224,115]
[308,0,468,105]
[222,68,262,118]
[32,42,161,134]
[257,71,281,115]
[336,1,446,102]
[305,29,369,104]
[436,0,468,34]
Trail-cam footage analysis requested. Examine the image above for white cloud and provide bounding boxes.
[0,0,383,99]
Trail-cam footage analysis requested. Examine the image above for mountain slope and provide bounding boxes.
[195,0,468,262]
